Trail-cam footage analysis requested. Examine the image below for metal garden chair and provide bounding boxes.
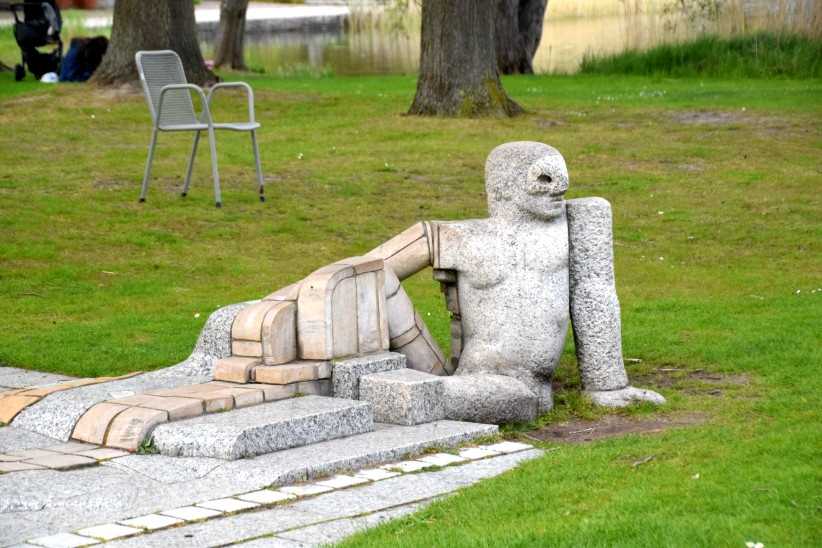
[135,50,264,208]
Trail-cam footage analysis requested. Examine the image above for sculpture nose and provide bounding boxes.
[527,156,569,196]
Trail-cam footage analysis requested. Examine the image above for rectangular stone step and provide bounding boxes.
[151,396,373,460]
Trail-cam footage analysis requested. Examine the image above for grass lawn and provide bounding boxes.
[0,70,820,545]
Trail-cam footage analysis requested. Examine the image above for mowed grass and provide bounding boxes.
[1,72,821,545]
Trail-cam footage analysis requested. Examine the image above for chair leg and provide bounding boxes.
[207,127,222,207]
[250,130,264,202]
[139,128,159,203]
[182,131,201,197]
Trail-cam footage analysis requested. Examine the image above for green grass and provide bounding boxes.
[580,32,822,78]
[0,69,820,545]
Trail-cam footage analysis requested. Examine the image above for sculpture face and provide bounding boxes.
[485,141,569,222]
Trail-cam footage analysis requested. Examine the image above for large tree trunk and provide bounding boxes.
[409,0,522,117]
[92,0,215,86]
[214,0,249,70]
[496,0,548,74]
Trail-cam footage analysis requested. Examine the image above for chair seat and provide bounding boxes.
[159,122,261,132]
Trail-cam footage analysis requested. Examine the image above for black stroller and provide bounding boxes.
[8,0,63,81]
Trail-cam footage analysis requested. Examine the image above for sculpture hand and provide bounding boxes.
[585,386,666,408]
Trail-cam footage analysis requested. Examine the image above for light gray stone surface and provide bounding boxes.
[566,197,630,392]
[275,504,423,545]
[151,396,374,459]
[359,368,444,425]
[0,426,57,453]
[441,374,538,424]
[0,420,495,546]
[586,386,666,407]
[11,303,248,441]
[433,142,572,418]
[102,449,540,548]
[0,367,73,389]
[331,352,406,400]
[427,142,664,419]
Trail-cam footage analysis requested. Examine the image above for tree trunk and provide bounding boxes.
[409,0,521,117]
[214,0,249,70]
[495,0,548,74]
[92,0,215,86]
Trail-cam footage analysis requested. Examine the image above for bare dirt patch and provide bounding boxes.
[633,367,751,397]
[527,412,707,444]
[673,110,743,125]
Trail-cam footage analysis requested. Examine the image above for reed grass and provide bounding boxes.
[579,31,822,78]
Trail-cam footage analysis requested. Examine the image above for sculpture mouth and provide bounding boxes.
[527,187,565,200]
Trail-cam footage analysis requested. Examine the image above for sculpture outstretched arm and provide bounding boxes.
[566,197,665,406]
[364,221,434,281]
[366,222,449,375]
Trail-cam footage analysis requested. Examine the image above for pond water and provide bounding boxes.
[199,8,773,76]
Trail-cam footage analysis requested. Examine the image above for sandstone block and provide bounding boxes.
[359,368,444,426]
[214,357,261,383]
[231,339,263,358]
[72,402,129,445]
[105,407,169,451]
[0,394,40,423]
[263,281,302,302]
[254,361,330,385]
[261,301,297,365]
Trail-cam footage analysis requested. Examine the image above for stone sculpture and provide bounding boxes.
[217,141,663,424]
[0,141,663,459]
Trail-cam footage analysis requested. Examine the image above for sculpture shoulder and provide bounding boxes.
[430,219,488,270]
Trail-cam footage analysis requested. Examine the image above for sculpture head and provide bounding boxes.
[485,141,569,221]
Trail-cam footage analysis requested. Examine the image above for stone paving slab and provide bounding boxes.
[101,449,541,548]
[0,420,496,546]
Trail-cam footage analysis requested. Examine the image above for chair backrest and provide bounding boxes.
[135,50,198,127]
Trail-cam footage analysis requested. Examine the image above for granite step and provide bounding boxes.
[151,396,374,460]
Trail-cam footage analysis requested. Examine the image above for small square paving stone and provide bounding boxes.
[45,441,98,454]
[483,441,532,454]
[237,489,297,505]
[316,474,370,489]
[76,523,141,541]
[279,483,334,497]
[26,453,96,470]
[0,460,45,472]
[419,452,468,467]
[119,513,183,530]
[28,532,99,547]
[458,447,500,460]
[76,448,129,461]
[382,460,431,473]
[197,497,260,513]
[160,506,222,521]
[354,467,401,481]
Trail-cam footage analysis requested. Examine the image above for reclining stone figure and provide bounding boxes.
[225,141,664,424]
